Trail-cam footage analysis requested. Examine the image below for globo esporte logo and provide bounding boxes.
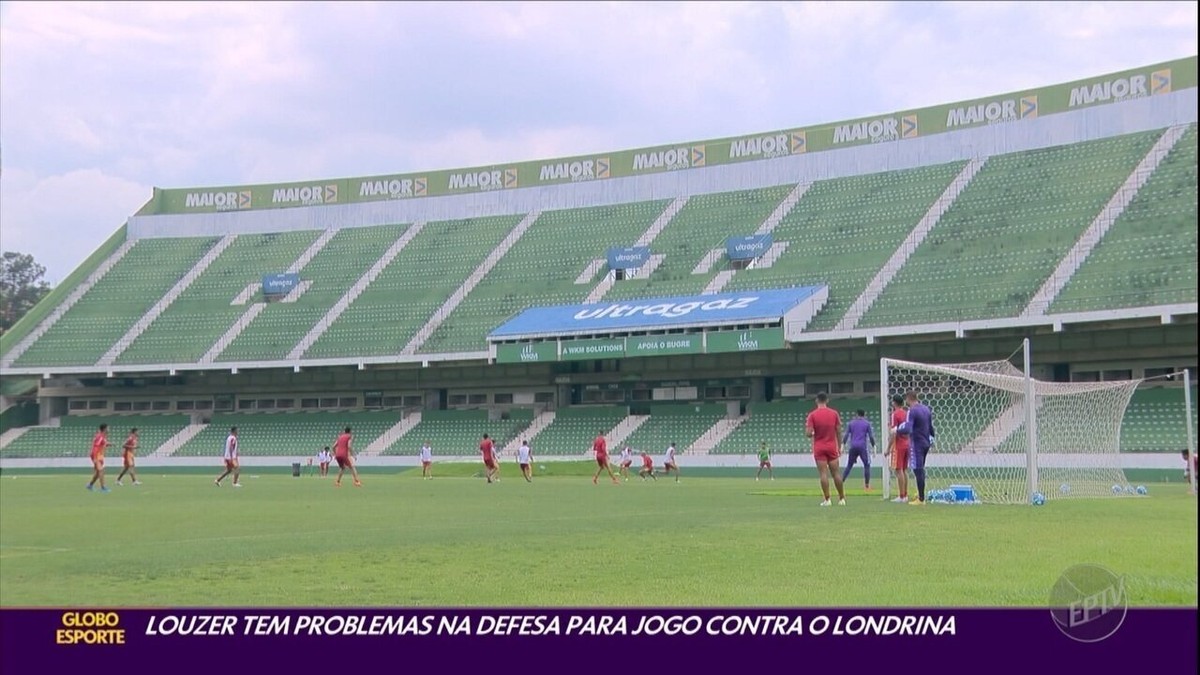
[56,611,126,645]
[573,296,759,321]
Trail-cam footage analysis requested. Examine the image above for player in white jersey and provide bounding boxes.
[317,447,332,477]
[215,426,242,487]
[663,443,680,483]
[420,441,433,480]
[618,446,633,481]
[516,440,533,482]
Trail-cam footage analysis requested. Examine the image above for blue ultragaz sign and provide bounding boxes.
[607,246,650,269]
[726,234,772,260]
[489,287,825,338]
[262,273,300,297]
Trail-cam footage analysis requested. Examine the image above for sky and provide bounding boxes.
[0,1,1196,284]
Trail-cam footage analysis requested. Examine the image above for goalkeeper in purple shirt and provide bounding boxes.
[840,409,876,490]
[897,391,936,505]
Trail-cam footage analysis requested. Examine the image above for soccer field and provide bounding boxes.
[0,464,1195,607]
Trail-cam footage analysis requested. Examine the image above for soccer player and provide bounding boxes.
[618,445,634,481]
[480,433,499,483]
[591,432,619,484]
[318,446,332,477]
[517,440,533,482]
[1183,448,1197,493]
[663,443,681,483]
[86,423,110,492]
[806,393,845,506]
[638,452,657,481]
[214,426,241,487]
[420,441,433,480]
[897,391,935,505]
[115,427,142,486]
[755,441,774,481]
[885,395,910,503]
[333,426,362,488]
[841,410,876,490]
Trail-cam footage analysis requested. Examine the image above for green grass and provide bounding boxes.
[0,467,1195,607]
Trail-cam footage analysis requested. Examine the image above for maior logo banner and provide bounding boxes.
[607,247,651,270]
[262,273,300,297]
[726,234,773,261]
[489,287,825,338]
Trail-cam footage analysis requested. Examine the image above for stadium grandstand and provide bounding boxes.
[1,56,1196,467]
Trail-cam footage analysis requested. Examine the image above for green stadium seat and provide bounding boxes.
[1052,125,1198,313]
[14,238,219,367]
[419,203,669,354]
[1,414,189,459]
[861,130,1165,327]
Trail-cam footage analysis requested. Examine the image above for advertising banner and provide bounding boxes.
[706,328,786,354]
[143,57,1196,215]
[559,338,627,361]
[489,287,825,339]
[726,234,773,261]
[606,246,651,270]
[494,342,558,364]
[261,273,301,298]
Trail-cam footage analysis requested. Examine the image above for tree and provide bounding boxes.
[0,252,52,334]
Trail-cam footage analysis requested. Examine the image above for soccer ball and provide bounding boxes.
[1112,484,1123,494]
[1124,485,1137,495]
[1059,483,1070,495]
[1136,485,1148,495]
[1031,492,1046,506]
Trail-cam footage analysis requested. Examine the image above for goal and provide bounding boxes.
[880,340,1140,504]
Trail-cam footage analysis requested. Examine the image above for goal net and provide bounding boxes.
[881,353,1139,504]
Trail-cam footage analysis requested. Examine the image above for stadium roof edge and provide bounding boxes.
[135,55,1197,217]
[4,304,1193,379]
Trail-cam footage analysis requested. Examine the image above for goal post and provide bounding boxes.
[881,343,1140,504]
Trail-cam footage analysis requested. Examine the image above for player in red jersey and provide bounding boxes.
[806,393,845,506]
[638,452,657,481]
[115,427,141,486]
[86,423,110,492]
[591,432,619,485]
[480,434,499,483]
[333,426,361,488]
[885,394,911,503]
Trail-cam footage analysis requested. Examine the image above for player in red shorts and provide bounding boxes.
[480,433,499,483]
[215,426,242,487]
[86,423,110,492]
[885,394,910,503]
[591,432,619,485]
[333,426,361,488]
[638,452,657,481]
[618,445,634,481]
[115,427,141,486]
[806,392,845,506]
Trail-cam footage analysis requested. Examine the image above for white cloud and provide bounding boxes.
[0,0,1195,281]
[0,169,150,285]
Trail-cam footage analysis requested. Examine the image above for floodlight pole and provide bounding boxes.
[1185,369,1197,496]
[1023,338,1038,502]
